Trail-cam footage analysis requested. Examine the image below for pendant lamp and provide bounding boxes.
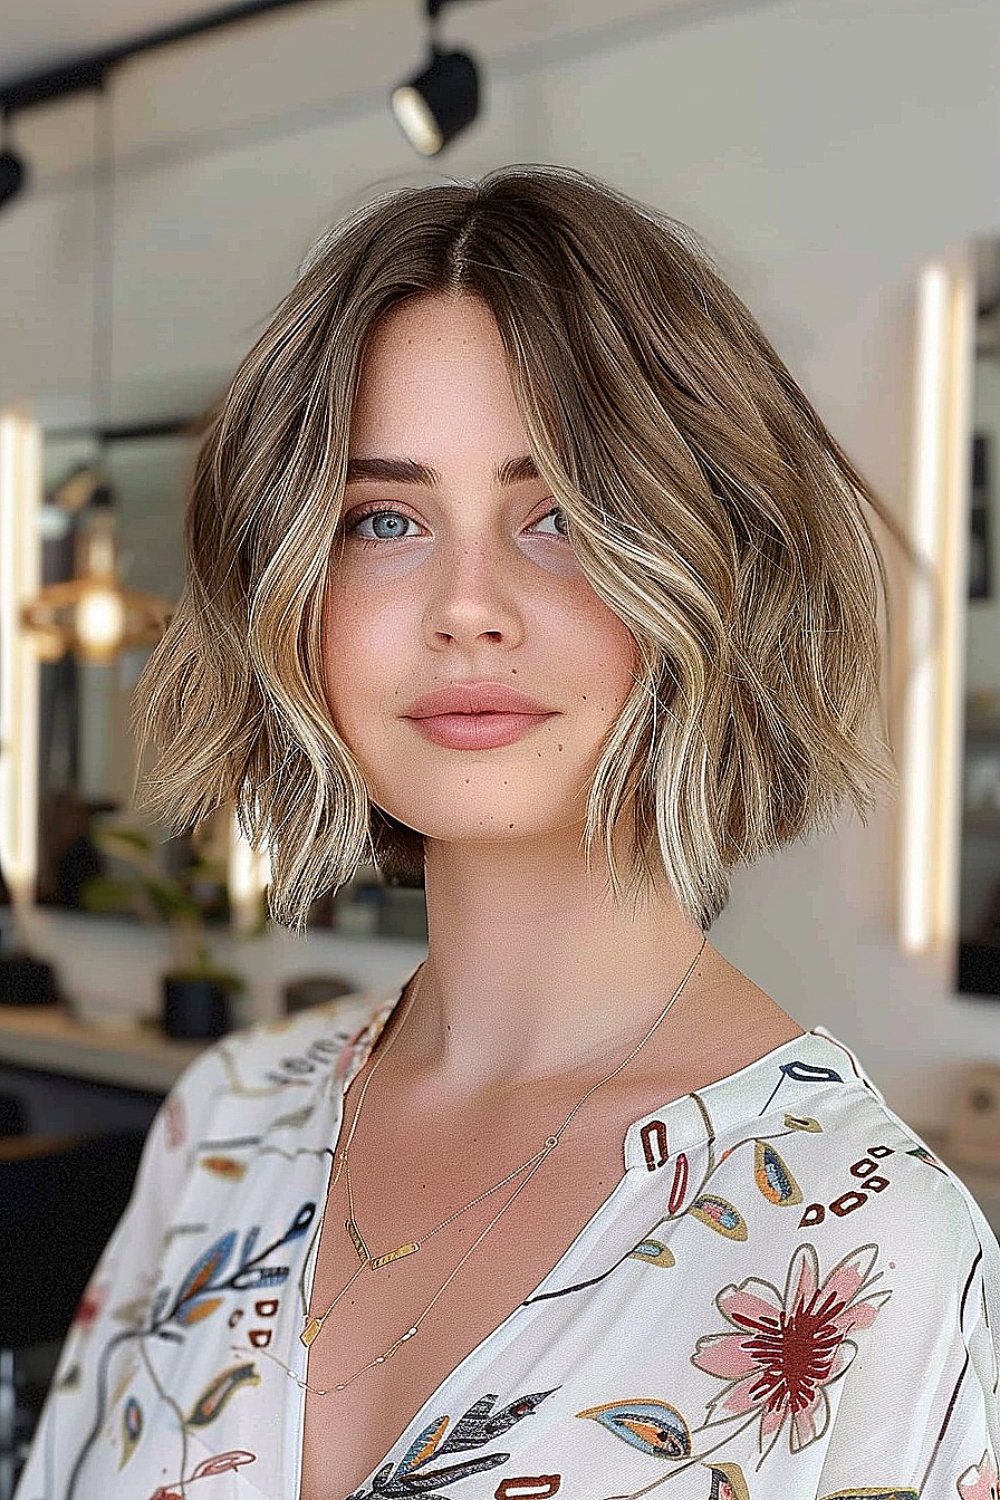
[18,83,174,664]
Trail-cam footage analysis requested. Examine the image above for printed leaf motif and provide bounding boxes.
[287,1201,316,1240]
[706,1462,749,1500]
[783,1114,822,1132]
[780,1061,843,1085]
[629,1239,676,1268]
[270,1104,315,1130]
[907,1145,947,1174]
[360,1453,510,1496]
[186,1362,260,1428]
[239,1225,261,1266]
[689,1194,747,1240]
[399,1415,450,1472]
[753,1141,803,1205]
[200,1155,247,1180]
[575,1398,691,1457]
[819,1492,918,1499]
[190,1450,257,1480]
[438,1390,557,1454]
[348,1390,559,1499]
[175,1231,236,1309]
[120,1396,142,1468]
[176,1296,223,1327]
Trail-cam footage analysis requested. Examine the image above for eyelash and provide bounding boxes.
[341,503,571,547]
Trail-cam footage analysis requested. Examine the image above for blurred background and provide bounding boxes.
[0,0,999,1485]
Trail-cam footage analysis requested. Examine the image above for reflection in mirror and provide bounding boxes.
[33,427,231,928]
[959,241,1000,995]
[304,858,427,942]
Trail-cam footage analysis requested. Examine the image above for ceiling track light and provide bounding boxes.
[391,0,481,157]
[0,0,489,212]
[0,111,27,209]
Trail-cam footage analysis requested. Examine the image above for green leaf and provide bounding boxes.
[78,875,138,914]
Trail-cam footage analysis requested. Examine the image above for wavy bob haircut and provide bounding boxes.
[133,163,921,934]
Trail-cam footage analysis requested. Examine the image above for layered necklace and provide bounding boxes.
[296,934,707,1394]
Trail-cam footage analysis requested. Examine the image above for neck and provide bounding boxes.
[383,826,716,1098]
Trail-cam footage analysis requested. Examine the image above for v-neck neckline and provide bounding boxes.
[292,979,848,1500]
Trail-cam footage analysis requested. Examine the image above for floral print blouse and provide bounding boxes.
[15,974,1000,1500]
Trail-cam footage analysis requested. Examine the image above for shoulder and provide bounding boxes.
[745,1030,999,1256]
[745,1032,1000,1361]
[163,986,390,1133]
[693,1023,1000,1312]
[796,1036,997,1260]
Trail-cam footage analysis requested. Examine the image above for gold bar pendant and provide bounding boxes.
[369,1242,420,1270]
[346,1217,370,1263]
[300,1317,323,1347]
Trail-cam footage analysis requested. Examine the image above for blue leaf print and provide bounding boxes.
[575,1398,692,1457]
[175,1231,237,1310]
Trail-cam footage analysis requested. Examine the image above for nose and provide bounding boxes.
[423,534,525,650]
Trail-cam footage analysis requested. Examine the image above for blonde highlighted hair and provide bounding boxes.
[132,163,925,933]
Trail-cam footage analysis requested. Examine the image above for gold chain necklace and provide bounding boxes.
[297,934,707,1394]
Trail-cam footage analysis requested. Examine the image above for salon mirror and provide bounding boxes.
[34,422,426,942]
[32,424,232,926]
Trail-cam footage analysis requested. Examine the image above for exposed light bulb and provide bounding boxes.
[74,584,124,658]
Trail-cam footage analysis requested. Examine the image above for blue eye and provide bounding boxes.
[340,502,570,546]
[346,507,418,543]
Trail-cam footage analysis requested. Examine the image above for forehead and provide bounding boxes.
[364,291,503,358]
[350,293,528,456]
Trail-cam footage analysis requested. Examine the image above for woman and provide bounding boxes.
[16,165,999,1500]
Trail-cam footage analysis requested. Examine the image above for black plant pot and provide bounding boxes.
[161,975,231,1040]
[0,951,58,1006]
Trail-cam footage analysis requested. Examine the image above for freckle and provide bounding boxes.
[582,695,586,700]
[557,743,563,751]
[508,823,514,828]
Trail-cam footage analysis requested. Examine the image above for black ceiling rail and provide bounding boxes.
[44,417,202,443]
[0,0,332,116]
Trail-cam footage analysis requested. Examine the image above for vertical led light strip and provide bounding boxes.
[0,410,42,903]
[898,259,973,956]
[934,258,974,964]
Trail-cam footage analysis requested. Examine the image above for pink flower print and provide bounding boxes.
[692,1241,891,1460]
[958,1450,1000,1500]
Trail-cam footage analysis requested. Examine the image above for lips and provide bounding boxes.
[404,682,551,718]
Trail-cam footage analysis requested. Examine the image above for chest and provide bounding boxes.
[296,1091,629,1500]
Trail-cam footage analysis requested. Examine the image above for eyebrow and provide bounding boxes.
[344,454,540,487]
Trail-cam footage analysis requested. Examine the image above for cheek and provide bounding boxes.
[320,586,372,727]
[579,602,640,709]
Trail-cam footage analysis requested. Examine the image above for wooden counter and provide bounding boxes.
[0,1003,207,1094]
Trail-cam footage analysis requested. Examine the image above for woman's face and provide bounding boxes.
[321,292,638,850]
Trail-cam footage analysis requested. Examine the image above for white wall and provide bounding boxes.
[4,0,1000,1129]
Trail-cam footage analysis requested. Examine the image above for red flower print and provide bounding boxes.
[692,1242,891,1460]
[958,1450,1000,1500]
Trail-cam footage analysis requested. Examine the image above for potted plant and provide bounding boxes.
[79,816,252,1038]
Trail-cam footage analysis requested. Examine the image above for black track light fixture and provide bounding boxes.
[0,0,489,213]
[391,0,481,156]
[0,113,27,209]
